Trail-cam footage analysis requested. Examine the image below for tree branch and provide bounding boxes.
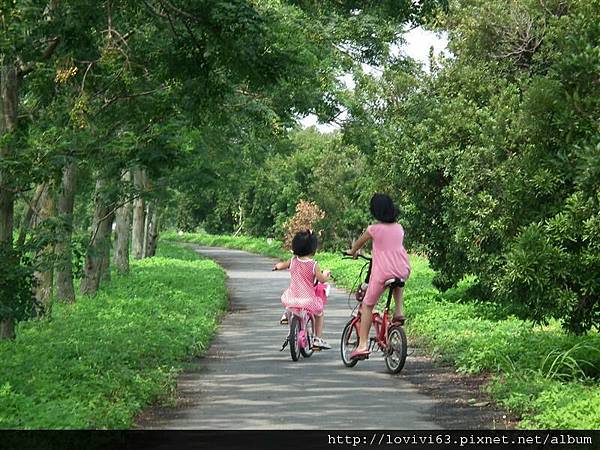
[158,0,202,22]
[88,193,141,247]
[142,0,168,19]
[16,184,47,247]
[17,37,60,78]
[97,86,166,114]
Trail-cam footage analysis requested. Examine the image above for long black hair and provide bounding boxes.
[370,193,399,223]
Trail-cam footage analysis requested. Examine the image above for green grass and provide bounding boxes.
[0,242,227,429]
[167,231,600,429]
[163,231,290,259]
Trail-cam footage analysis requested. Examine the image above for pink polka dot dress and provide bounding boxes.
[280,257,324,315]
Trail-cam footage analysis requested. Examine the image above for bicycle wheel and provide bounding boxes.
[289,315,301,361]
[384,325,407,374]
[340,318,360,367]
[300,315,315,358]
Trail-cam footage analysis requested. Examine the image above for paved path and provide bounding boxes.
[139,246,458,429]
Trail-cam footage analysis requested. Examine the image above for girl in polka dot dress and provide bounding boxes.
[273,230,332,349]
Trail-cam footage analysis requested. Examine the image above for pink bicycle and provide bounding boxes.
[281,308,316,361]
[340,253,408,374]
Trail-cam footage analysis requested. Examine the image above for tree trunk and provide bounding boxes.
[143,201,152,258]
[55,162,77,303]
[31,183,55,316]
[0,63,19,339]
[145,205,160,258]
[113,171,132,273]
[0,319,15,340]
[16,183,46,248]
[80,178,112,296]
[131,169,146,259]
[100,212,114,283]
[0,64,17,241]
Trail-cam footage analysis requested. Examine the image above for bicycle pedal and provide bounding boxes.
[311,346,322,351]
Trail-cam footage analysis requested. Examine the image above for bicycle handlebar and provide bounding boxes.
[342,252,372,261]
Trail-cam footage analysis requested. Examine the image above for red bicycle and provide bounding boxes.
[340,254,408,374]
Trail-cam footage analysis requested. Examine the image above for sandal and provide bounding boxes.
[350,349,370,360]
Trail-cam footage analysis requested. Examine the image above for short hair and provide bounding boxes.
[370,193,399,223]
[292,230,318,256]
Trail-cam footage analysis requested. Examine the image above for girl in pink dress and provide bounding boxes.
[346,194,411,359]
[273,230,332,349]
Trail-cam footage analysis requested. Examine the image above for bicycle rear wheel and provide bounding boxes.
[384,325,407,374]
[300,315,315,358]
[289,315,301,361]
[340,318,360,367]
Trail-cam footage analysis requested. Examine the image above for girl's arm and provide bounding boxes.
[314,262,331,283]
[272,259,291,271]
[347,229,372,258]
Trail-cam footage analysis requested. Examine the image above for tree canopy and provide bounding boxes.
[1,0,598,336]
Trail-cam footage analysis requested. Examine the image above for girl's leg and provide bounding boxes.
[315,313,324,337]
[393,287,404,319]
[356,303,374,352]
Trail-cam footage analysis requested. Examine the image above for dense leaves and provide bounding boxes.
[340,0,600,333]
[178,0,599,334]
[1,0,435,331]
[0,244,34,323]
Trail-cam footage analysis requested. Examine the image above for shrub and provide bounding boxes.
[0,244,35,328]
[283,200,325,249]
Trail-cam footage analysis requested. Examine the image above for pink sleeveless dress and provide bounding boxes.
[280,257,324,315]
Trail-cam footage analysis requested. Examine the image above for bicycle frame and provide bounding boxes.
[286,308,312,349]
[284,307,316,361]
[342,254,390,350]
[348,285,394,353]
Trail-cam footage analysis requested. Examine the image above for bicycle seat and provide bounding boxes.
[384,278,405,288]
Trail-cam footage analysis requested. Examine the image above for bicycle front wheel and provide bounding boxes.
[385,325,407,374]
[300,315,315,358]
[289,315,301,361]
[340,318,360,367]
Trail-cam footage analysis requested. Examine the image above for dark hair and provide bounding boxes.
[370,193,399,223]
[291,229,318,257]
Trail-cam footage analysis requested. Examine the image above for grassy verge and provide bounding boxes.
[166,231,600,429]
[163,231,290,259]
[0,242,227,429]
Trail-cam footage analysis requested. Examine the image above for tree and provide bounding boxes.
[344,0,600,332]
[1,0,449,337]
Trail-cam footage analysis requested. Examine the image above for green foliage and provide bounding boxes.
[3,0,432,335]
[243,128,371,248]
[0,243,34,322]
[490,375,600,429]
[0,243,227,428]
[162,231,290,260]
[168,127,372,249]
[168,232,600,429]
[344,0,600,332]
